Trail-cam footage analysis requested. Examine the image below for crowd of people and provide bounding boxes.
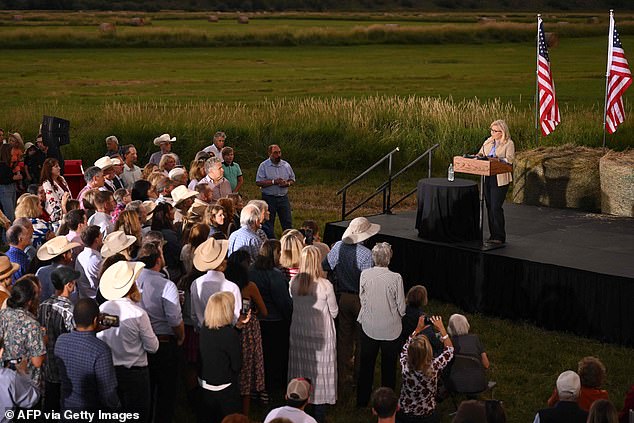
[0,127,632,423]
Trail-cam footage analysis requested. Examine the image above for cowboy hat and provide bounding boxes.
[193,237,228,272]
[101,231,137,258]
[100,261,145,301]
[24,142,35,151]
[142,200,157,222]
[171,185,198,206]
[168,167,186,180]
[153,134,176,146]
[94,156,115,170]
[341,217,381,245]
[37,236,82,261]
[0,256,20,280]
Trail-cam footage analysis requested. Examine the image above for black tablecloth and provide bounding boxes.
[415,178,480,242]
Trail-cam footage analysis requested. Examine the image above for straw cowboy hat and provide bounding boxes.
[342,217,381,245]
[168,167,186,180]
[142,201,157,222]
[153,134,176,146]
[101,231,137,258]
[100,261,145,301]
[171,185,198,206]
[37,236,82,261]
[193,237,228,272]
[0,256,20,281]
[94,156,116,170]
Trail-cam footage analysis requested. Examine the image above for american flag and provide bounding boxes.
[537,16,560,136]
[605,14,632,134]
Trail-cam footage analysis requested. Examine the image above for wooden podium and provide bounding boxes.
[453,156,513,249]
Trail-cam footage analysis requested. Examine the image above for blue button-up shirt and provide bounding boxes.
[325,241,373,294]
[55,330,120,411]
[256,158,296,197]
[135,268,183,336]
[228,226,263,262]
[6,246,30,284]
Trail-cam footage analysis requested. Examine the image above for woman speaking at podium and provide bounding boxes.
[477,119,515,244]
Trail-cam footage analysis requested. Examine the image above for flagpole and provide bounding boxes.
[602,10,614,148]
[535,14,541,146]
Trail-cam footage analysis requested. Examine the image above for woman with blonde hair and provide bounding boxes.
[279,230,304,281]
[288,245,338,423]
[141,163,159,180]
[114,210,143,256]
[198,291,250,423]
[15,194,53,249]
[398,315,453,423]
[477,119,515,244]
[158,153,178,176]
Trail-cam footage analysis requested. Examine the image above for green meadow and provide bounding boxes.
[1,13,633,422]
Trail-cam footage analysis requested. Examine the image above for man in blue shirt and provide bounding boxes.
[5,224,33,283]
[255,144,296,239]
[55,298,120,412]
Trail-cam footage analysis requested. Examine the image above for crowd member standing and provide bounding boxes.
[121,144,142,189]
[38,266,79,411]
[40,158,71,230]
[222,147,243,192]
[228,204,264,262]
[150,134,181,166]
[255,144,296,239]
[6,224,32,283]
[136,243,185,423]
[88,190,115,237]
[203,131,227,160]
[35,236,80,302]
[200,157,232,201]
[0,256,19,307]
[75,225,104,299]
[324,217,378,388]
[105,135,121,156]
[0,143,22,222]
[534,371,588,423]
[288,246,338,423]
[98,261,159,423]
[14,194,53,249]
[77,166,105,206]
[356,242,406,407]
[55,298,120,413]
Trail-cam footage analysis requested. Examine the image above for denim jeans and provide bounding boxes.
[261,194,292,239]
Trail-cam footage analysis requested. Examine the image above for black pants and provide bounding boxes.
[261,194,292,239]
[196,384,241,423]
[148,338,179,423]
[44,381,61,412]
[356,330,401,407]
[115,366,151,423]
[259,319,290,392]
[483,176,509,242]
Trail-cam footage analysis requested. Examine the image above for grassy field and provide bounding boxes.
[0,11,632,423]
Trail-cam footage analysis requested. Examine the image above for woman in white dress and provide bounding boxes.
[40,158,71,230]
[288,245,338,423]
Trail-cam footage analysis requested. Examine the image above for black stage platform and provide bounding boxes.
[323,204,634,346]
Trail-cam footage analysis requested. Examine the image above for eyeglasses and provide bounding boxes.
[490,128,502,133]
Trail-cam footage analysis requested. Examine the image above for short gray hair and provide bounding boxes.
[248,199,268,213]
[105,135,119,144]
[204,157,223,173]
[240,204,261,228]
[372,242,392,267]
[447,313,470,336]
[83,166,103,184]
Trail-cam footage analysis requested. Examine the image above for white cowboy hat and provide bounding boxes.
[142,200,157,222]
[37,236,82,261]
[0,256,20,280]
[153,134,176,146]
[100,261,145,301]
[171,185,198,206]
[193,237,228,272]
[101,231,137,258]
[168,167,186,180]
[341,217,381,245]
[94,156,116,170]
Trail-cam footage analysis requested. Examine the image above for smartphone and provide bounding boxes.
[98,313,120,328]
[241,298,251,315]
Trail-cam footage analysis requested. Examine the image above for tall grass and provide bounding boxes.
[5,97,630,170]
[0,20,632,48]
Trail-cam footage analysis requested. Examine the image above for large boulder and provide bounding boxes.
[512,145,604,212]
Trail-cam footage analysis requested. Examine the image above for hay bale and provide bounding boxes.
[545,32,559,48]
[599,150,634,217]
[99,22,116,33]
[237,15,249,24]
[208,15,219,22]
[130,17,145,26]
[512,144,604,212]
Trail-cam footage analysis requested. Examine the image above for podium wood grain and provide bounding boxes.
[453,156,513,177]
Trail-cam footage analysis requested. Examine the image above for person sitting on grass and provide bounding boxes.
[263,378,317,423]
[371,387,399,423]
[534,371,587,423]
[547,356,609,411]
